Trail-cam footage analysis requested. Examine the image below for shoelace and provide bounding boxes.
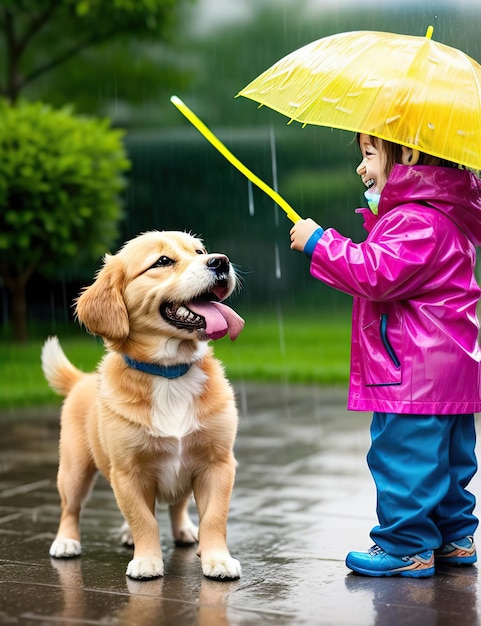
[369,544,412,562]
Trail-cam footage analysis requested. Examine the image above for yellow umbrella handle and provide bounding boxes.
[170,96,302,224]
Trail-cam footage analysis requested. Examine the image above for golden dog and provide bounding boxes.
[41,231,244,580]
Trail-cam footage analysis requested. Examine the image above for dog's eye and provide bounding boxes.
[196,249,207,255]
[150,256,174,269]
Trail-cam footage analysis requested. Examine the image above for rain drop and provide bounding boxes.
[270,126,280,227]
[247,180,255,216]
[274,242,282,280]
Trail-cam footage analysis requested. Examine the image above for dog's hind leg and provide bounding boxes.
[119,520,134,547]
[169,496,198,546]
[49,458,97,558]
[49,377,99,559]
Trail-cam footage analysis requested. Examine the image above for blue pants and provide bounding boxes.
[367,412,478,556]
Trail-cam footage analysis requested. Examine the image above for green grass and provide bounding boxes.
[213,311,351,384]
[0,311,351,409]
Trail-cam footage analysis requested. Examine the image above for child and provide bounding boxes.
[290,133,481,577]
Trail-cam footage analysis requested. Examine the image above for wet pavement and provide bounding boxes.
[1,382,480,625]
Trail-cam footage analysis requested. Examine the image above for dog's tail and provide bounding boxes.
[41,336,84,397]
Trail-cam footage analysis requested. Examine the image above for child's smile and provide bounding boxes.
[356,134,387,194]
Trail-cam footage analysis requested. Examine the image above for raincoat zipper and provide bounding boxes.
[380,313,401,368]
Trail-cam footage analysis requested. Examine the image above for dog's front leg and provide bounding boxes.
[193,459,241,579]
[111,471,163,580]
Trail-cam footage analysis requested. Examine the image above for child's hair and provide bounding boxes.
[356,134,458,178]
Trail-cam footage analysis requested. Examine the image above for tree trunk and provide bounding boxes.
[8,279,28,343]
[2,252,41,343]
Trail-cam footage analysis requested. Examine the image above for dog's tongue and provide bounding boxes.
[188,301,244,340]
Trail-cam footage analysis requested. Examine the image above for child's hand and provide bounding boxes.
[290,218,321,252]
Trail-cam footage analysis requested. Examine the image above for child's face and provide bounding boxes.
[356,134,388,194]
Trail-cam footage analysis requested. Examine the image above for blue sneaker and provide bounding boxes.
[346,545,435,577]
[434,536,477,565]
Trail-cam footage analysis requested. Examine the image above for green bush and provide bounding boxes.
[0,99,130,274]
[0,100,130,340]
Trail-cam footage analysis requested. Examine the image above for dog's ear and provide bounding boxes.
[75,254,129,341]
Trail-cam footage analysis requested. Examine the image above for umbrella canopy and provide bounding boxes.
[238,28,481,170]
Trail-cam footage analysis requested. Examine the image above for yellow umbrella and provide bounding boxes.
[238,27,481,171]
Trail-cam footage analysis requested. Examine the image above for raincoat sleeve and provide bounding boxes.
[308,207,441,301]
[303,227,325,257]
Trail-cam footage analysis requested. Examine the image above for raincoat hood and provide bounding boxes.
[380,165,481,246]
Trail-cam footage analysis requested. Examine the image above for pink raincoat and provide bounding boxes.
[310,164,481,414]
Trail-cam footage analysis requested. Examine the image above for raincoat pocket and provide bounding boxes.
[361,312,402,386]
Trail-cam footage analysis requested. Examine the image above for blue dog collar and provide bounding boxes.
[124,356,191,379]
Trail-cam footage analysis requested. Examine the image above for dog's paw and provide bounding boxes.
[174,520,199,546]
[126,557,164,580]
[49,538,82,559]
[202,553,241,580]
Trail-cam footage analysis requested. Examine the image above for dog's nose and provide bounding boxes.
[207,255,230,275]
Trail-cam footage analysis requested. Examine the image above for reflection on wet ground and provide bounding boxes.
[1,384,480,625]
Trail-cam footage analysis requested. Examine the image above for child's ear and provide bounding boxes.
[401,146,420,165]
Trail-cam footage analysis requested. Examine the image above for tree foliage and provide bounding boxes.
[0,0,193,106]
